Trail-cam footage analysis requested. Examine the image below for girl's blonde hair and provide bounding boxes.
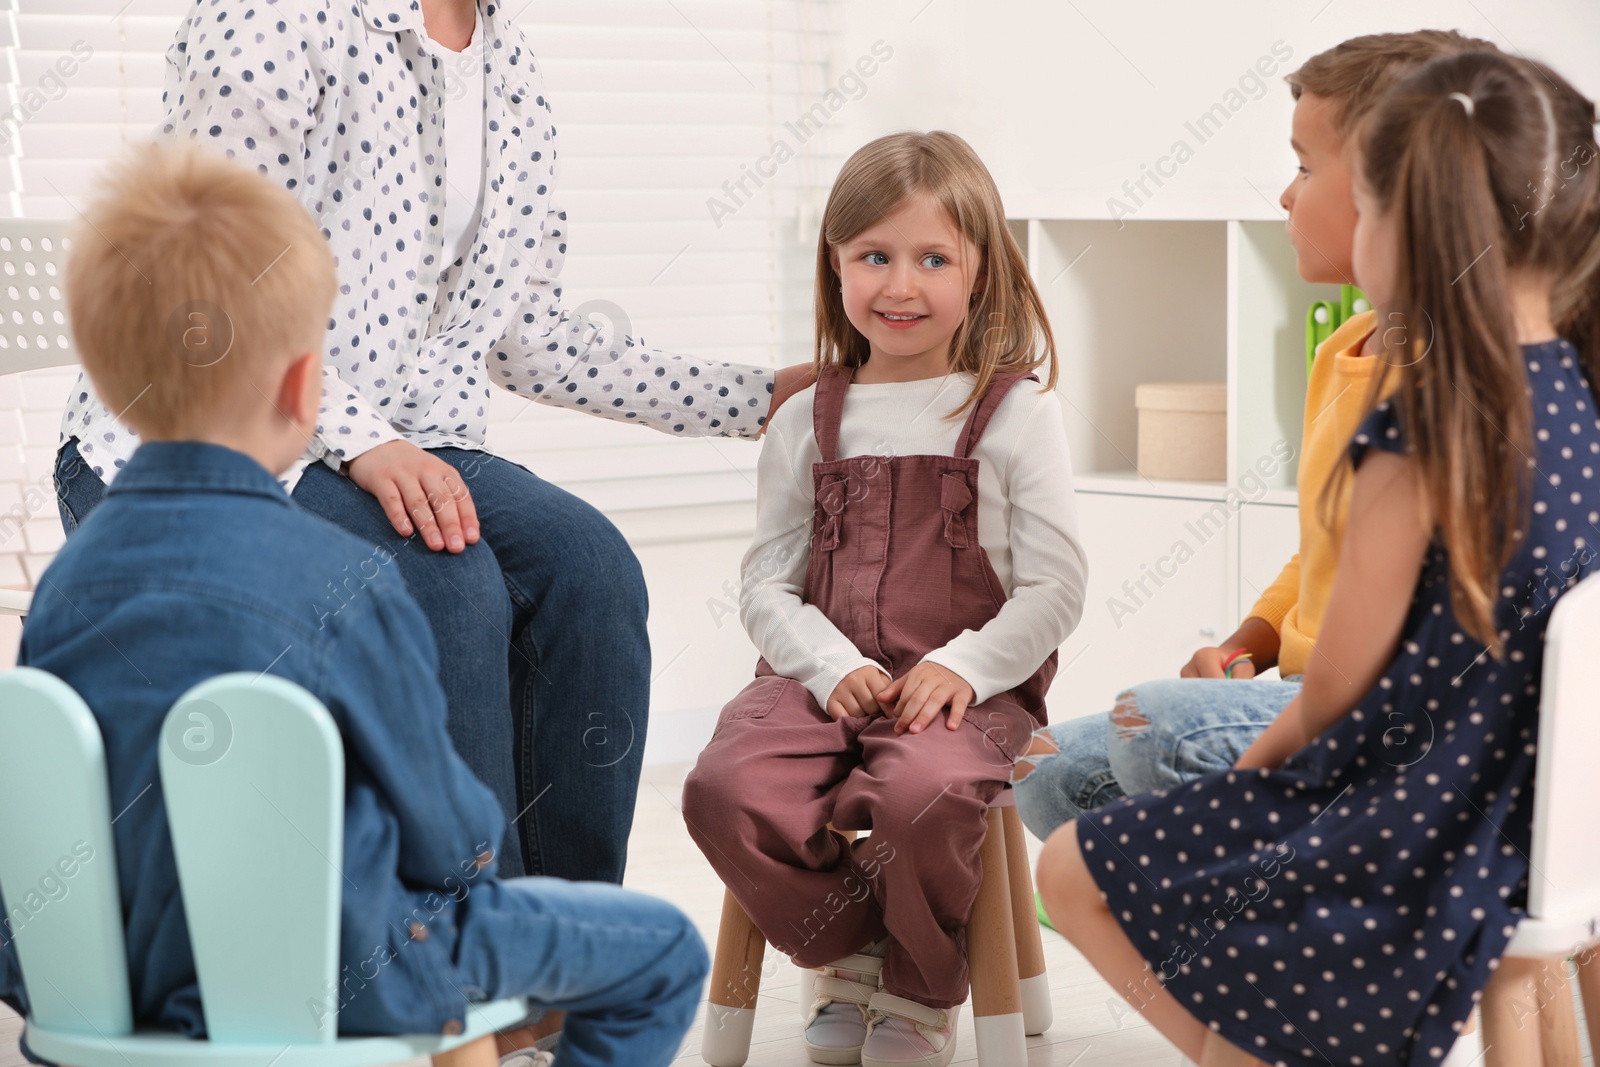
[813,131,1057,419]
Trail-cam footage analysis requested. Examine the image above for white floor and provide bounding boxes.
[1,761,1592,1066]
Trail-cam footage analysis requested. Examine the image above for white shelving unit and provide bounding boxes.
[836,0,1600,726]
[1009,213,1338,719]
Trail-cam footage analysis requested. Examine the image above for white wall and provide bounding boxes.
[7,1,1600,758]
[834,0,1600,220]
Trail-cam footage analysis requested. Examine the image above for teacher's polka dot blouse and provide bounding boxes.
[60,0,775,491]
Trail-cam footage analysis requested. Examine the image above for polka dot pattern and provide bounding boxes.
[1083,339,1600,1065]
[59,0,774,491]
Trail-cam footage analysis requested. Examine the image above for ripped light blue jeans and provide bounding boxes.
[1011,677,1302,842]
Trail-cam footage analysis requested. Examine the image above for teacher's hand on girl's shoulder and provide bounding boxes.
[765,363,820,432]
[344,440,482,555]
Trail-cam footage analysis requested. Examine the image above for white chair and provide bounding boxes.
[1199,578,1600,1067]
[0,218,81,620]
[1475,572,1600,1065]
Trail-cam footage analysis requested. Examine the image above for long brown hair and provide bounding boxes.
[1342,52,1600,654]
[813,131,1057,420]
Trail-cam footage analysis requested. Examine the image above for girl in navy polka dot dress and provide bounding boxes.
[1038,52,1600,1066]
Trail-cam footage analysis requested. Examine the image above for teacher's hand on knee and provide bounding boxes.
[345,440,481,553]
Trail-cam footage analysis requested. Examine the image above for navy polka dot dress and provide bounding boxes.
[1083,339,1600,1065]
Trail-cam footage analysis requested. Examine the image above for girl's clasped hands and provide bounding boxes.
[826,662,976,734]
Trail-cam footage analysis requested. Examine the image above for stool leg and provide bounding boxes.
[703,888,766,1067]
[1483,956,1544,1067]
[969,806,1026,1067]
[1534,960,1581,1067]
[433,1035,499,1067]
[1001,805,1050,1036]
[1577,946,1600,1062]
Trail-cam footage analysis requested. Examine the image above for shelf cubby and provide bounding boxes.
[1010,214,1330,715]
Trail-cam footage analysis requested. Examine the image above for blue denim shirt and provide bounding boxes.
[0,442,506,1046]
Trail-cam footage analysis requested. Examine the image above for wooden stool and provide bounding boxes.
[702,791,1049,1067]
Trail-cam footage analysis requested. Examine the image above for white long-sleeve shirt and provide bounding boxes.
[742,373,1088,711]
[60,0,774,490]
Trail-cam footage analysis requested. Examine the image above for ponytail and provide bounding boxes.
[1340,52,1599,655]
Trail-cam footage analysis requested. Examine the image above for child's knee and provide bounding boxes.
[680,756,745,831]
[681,920,711,985]
[1009,726,1064,785]
[653,900,710,985]
[1035,821,1102,928]
[1108,689,1150,741]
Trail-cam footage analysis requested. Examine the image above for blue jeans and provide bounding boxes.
[5,877,707,1067]
[459,877,708,1067]
[1011,676,1301,842]
[52,439,650,882]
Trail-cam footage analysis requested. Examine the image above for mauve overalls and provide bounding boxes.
[682,367,1057,1009]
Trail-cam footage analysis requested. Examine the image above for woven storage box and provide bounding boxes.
[1135,381,1226,481]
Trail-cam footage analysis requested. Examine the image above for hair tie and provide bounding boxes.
[1448,92,1476,117]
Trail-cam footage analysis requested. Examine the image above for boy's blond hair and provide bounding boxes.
[65,140,337,438]
[1286,29,1498,134]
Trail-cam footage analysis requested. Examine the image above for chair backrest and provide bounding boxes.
[0,667,134,1037]
[1527,573,1600,924]
[159,673,345,1045]
[0,219,79,376]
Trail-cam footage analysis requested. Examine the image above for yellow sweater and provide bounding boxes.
[1247,310,1382,678]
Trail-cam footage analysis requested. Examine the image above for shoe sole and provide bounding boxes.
[804,1041,864,1065]
[861,1048,954,1067]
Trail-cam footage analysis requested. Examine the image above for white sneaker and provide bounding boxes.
[803,940,887,1065]
[860,991,956,1067]
[499,1032,558,1067]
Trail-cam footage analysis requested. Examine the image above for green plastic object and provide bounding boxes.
[0,667,528,1066]
[1035,890,1057,932]
[1305,284,1371,375]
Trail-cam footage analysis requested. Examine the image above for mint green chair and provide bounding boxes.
[0,668,526,1067]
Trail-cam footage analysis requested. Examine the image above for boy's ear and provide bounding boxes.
[276,350,322,427]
